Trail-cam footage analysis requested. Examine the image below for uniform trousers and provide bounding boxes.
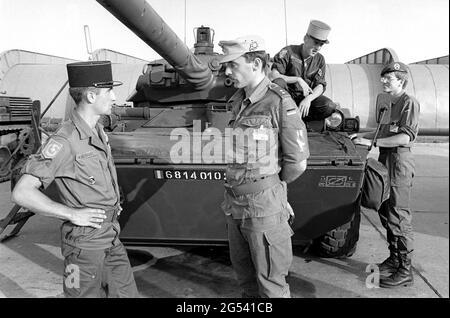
[61,220,138,298]
[378,148,415,254]
[226,210,293,298]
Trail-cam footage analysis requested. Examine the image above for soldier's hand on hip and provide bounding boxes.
[69,208,107,228]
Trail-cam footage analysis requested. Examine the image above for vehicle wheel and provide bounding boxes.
[312,206,361,259]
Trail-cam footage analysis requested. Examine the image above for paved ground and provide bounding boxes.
[0,142,448,298]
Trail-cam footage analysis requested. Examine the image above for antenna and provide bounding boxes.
[184,0,187,44]
[283,0,288,46]
[84,25,93,60]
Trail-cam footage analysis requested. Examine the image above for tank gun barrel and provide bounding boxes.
[96,0,214,90]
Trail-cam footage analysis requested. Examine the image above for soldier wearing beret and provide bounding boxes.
[352,62,420,288]
[12,61,139,297]
[218,35,309,297]
[270,20,337,122]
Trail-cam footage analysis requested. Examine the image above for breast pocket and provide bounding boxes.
[235,115,278,176]
[75,154,110,193]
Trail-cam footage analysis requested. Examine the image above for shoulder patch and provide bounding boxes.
[279,49,288,58]
[42,139,63,159]
[268,83,290,99]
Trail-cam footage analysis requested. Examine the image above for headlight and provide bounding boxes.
[325,110,343,131]
[343,116,360,133]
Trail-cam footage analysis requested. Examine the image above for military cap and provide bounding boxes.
[307,20,331,44]
[380,62,409,76]
[218,35,266,64]
[66,61,122,88]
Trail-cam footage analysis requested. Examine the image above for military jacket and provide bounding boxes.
[221,77,310,219]
[378,92,420,147]
[23,109,120,208]
[22,109,121,249]
[272,44,327,100]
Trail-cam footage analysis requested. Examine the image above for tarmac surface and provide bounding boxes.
[0,141,448,298]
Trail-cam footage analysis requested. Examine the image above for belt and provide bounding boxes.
[224,174,280,198]
[104,205,122,222]
[380,147,411,153]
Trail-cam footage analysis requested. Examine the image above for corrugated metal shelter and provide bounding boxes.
[0,49,148,120]
[412,55,449,65]
[0,48,448,134]
[327,48,449,135]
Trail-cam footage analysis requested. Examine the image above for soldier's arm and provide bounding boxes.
[372,97,419,147]
[11,175,106,228]
[397,97,420,142]
[271,48,290,75]
[270,68,298,84]
[303,58,327,102]
[304,83,324,101]
[373,133,411,148]
[278,98,310,183]
[11,136,106,228]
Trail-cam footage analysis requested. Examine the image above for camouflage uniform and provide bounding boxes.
[23,109,138,297]
[221,77,309,297]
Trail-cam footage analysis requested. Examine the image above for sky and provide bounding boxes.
[0,0,448,64]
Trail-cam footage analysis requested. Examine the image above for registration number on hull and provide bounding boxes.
[154,169,226,181]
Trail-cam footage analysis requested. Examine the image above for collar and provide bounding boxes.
[391,92,407,107]
[70,108,104,141]
[244,76,272,105]
[298,44,312,62]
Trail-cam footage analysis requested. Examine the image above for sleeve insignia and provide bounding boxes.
[279,49,288,58]
[42,139,63,159]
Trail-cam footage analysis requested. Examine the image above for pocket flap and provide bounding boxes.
[264,224,294,245]
[76,151,98,162]
[239,116,271,128]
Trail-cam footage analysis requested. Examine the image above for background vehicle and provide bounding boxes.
[96,0,366,258]
[2,0,447,258]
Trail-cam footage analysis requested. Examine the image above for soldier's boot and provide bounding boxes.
[380,252,414,288]
[377,247,400,277]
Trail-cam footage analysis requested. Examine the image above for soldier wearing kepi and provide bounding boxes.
[270,20,337,121]
[218,35,309,298]
[352,62,420,288]
[11,61,139,297]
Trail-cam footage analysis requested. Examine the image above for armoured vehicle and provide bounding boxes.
[95,0,369,258]
[0,96,40,183]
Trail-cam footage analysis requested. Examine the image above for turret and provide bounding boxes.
[96,0,214,90]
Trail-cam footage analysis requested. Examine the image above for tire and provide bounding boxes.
[312,206,361,259]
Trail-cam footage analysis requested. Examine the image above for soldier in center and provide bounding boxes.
[218,35,309,298]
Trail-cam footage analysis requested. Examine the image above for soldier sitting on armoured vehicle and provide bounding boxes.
[270,20,337,122]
